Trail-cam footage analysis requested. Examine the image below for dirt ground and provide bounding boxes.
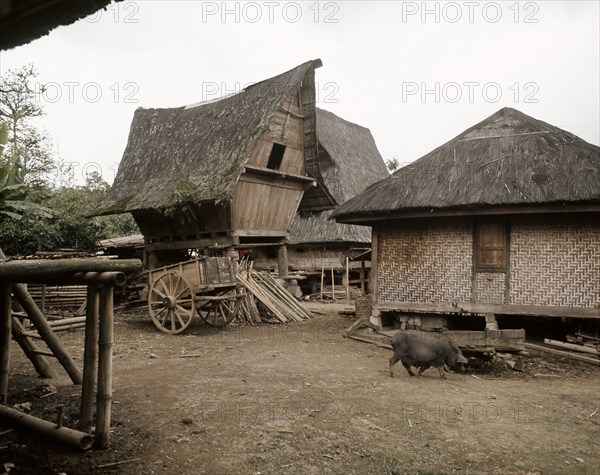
[1,302,599,475]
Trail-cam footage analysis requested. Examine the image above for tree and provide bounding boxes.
[386,157,400,172]
[0,121,52,219]
[0,64,55,187]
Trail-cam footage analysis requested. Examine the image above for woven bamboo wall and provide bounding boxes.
[377,221,472,303]
[474,272,505,304]
[509,219,600,308]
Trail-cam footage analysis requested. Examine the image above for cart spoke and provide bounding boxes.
[151,287,167,300]
[160,308,170,327]
[174,308,186,328]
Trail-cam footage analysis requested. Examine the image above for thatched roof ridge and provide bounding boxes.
[95,60,322,215]
[333,107,600,222]
[290,109,389,244]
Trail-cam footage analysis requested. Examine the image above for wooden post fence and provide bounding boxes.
[0,254,141,449]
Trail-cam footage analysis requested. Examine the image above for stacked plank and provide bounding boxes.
[236,270,312,323]
[27,284,87,311]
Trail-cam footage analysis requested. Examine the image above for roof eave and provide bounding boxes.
[335,202,600,225]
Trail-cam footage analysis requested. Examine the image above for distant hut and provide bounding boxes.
[252,108,389,290]
[333,107,600,330]
[96,60,331,272]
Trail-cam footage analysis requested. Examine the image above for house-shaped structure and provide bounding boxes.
[97,60,328,270]
[333,107,600,329]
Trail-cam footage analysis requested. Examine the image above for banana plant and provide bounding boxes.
[0,122,52,218]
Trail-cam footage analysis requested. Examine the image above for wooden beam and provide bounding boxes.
[0,284,11,404]
[371,227,379,305]
[231,230,288,238]
[145,237,233,252]
[242,165,317,185]
[376,301,600,319]
[0,259,141,284]
[337,205,600,225]
[525,342,600,366]
[277,245,289,278]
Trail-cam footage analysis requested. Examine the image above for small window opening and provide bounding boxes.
[267,143,286,170]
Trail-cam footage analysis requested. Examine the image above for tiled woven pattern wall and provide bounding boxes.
[475,272,505,304]
[510,221,600,308]
[377,222,472,303]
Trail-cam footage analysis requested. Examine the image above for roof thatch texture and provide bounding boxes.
[290,109,389,244]
[0,0,112,50]
[333,107,600,222]
[95,60,322,216]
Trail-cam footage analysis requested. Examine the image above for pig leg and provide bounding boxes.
[436,366,447,379]
[389,353,401,377]
[402,361,417,376]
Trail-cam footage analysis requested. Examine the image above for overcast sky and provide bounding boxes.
[0,0,598,186]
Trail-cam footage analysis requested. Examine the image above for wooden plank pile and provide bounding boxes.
[236,270,312,324]
[27,284,87,314]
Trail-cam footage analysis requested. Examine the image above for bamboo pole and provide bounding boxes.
[0,404,93,450]
[95,286,113,449]
[11,317,57,379]
[0,284,11,404]
[11,283,82,384]
[79,286,99,434]
[254,272,312,319]
[345,257,350,302]
[320,260,324,301]
[544,338,600,355]
[331,268,335,301]
[0,259,141,284]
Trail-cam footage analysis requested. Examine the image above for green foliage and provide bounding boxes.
[0,65,139,256]
[386,157,400,173]
[0,171,140,256]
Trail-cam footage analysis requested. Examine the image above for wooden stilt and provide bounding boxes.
[320,260,324,301]
[277,245,288,278]
[0,284,12,404]
[345,257,350,302]
[79,286,99,434]
[360,261,366,294]
[331,268,335,300]
[95,287,113,449]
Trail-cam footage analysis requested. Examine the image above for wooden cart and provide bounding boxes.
[147,256,244,334]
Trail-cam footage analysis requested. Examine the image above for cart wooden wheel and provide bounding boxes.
[148,271,195,334]
[197,287,243,328]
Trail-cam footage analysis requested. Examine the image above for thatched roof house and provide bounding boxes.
[334,107,600,328]
[97,60,326,269]
[289,108,389,246]
[334,107,600,222]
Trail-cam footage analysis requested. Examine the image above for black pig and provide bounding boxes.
[389,330,467,378]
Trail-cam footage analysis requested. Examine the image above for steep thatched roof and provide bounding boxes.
[0,0,112,50]
[290,109,389,244]
[333,107,600,223]
[95,60,323,215]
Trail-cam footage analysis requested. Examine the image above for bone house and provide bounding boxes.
[333,107,600,334]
